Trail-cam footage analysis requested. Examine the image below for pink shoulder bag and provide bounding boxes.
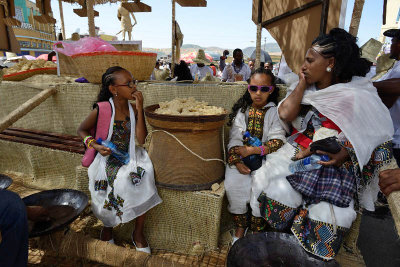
[81,101,112,167]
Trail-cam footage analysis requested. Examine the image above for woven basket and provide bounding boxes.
[58,53,80,76]
[145,104,227,191]
[71,51,157,83]
[3,68,57,82]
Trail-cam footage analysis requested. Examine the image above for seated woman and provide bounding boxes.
[255,28,395,260]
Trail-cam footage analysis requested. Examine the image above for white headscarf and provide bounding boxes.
[281,77,393,170]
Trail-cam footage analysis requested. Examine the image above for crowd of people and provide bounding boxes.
[149,48,279,83]
[3,26,400,266]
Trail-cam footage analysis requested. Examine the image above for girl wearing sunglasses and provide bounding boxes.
[225,68,286,245]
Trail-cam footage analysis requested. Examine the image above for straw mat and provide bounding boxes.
[0,82,100,135]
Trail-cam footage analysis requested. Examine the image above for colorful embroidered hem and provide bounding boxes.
[228,146,242,166]
[94,180,108,191]
[250,215,268,232]
[291,209,348,260]
[232,213,250,228]
[247,106,269,139]
[258,193,298,231]
[265,139,284,154]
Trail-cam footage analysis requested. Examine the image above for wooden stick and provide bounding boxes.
[255,23,262,69]
[171,0,176,77]
[87,0,96,37]
[58,0,66,39]
[349,0,365,37]
[0,88,56,133]
[38,230,186,267]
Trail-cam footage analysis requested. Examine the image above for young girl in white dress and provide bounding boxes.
[225,68,286,244]
[78,66,161,253]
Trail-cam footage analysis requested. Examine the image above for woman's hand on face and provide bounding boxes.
[234,146,254,158]
[93,143,112,156]
[298,71,308,89]
[132,91,144,111]
[316,147,349,167]
[235,162,251,175]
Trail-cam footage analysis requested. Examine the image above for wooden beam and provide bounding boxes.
[261,0,323,28]
[349,0,365,37]
[0,88,57,133]
[122,2,152,12]
[171,0,176,77]
[86,0,96,37]
[58,0,66,40]
[175,0,206,7]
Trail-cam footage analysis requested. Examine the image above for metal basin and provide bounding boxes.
[0,174,13,190]
[227,232,340,267]
[23,189,88,238]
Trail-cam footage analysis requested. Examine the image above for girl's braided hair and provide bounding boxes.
[227,68,279,126]
[93,66,126,108]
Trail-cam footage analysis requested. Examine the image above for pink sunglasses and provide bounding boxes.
[247,85,274,93]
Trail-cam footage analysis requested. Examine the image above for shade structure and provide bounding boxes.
[122,1,152,12]
[180,51,213,64]
[176,0,207,7]
[73,8,99,17]
[252,0,344,73]
[246,47,272,63]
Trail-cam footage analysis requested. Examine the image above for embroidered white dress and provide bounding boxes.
[88,98,162,227]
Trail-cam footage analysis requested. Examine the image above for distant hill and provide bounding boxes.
[143,43,281,60]
[181,44,202,49]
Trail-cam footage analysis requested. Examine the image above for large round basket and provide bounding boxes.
[71,51,157,83]
[145,104,227,191]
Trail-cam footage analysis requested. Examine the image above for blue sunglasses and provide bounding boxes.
[248,85,274,93]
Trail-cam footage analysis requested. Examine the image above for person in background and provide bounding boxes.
[189,49,213,80]
[264,62,273,71]
[373,29,400,165]
[209,63,217,76]
[248,60,255,72]
[222,49,251,82]
[219,50,229,72]
[150,61,160,80]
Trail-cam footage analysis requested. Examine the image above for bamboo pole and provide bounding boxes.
[38,230,186,267]
[58,0,66,40]
[349,0,365,37]
[171,0,176,77]
[87,0,96,37]
[0,88,57,133]
[255,23,262,69]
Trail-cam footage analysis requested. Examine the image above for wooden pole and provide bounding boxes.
[171,0,176,77]
[0,88,57,133]
[58,0,66,39]
[255,23,262,69]
[87,0,96,37]
[349,0,365,37]
[37,230,186,267]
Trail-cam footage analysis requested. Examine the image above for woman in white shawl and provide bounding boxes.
[256,28,395,260]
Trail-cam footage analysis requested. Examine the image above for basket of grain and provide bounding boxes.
[71,51,157,83]
[144,98,227,191]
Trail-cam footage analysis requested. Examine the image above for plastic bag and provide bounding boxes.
[53,37,117,56]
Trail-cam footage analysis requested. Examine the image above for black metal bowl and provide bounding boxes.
[23,189,88,238]
[227,232,340,267]
[0,174,13,190]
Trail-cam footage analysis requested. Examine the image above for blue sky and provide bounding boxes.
[50,0,384,49]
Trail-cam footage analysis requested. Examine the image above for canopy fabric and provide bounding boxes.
[252,0,344,73]
[180,51,213,64]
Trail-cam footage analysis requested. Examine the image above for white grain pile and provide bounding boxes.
[155,97,225,116]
